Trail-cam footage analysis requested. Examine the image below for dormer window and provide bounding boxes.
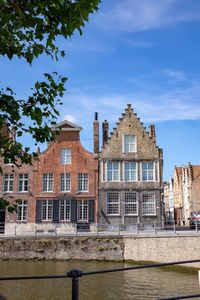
[124,135,136,153]
[60,148,71,164]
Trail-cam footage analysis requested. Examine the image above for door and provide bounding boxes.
[0,210,5,234]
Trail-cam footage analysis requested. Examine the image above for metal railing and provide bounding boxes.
[0,259,200,299]
[0,220,199,237]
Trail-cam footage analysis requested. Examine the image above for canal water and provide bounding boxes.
[0,260,199,300]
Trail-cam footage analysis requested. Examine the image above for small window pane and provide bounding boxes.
[107,162,120,181]
[125,192,138,215]
[142,192,156,215]
[60,173,71,192]
[17,200,28,222]
[60,199,71,221]
[106,192,119,215]
[61,149,71,164]
[42,173,53,192]
[42,200,53,221]
[124,162,136,181]
[78,174,88,192]
[18,174,28,192]
[124,135,136,153]
[4,174,14,192]
[142,162,154,181]
[77,200,88,222]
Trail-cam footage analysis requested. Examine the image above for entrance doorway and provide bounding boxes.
[0,210,5,234]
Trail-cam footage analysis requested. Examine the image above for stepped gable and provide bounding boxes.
[175,166,182,182]
[192,165,200,181]
[101,103,162,155]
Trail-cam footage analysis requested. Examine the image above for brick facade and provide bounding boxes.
[0,120,98,234]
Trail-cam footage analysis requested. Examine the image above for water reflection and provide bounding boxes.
[0,260,199,300]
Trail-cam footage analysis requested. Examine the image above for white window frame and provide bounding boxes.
[60,199,71,222]
[107,161,120,182]
[42,200,53,221]
[3,174,14,192]
[124,192,138,216]
[123,135,137,153]
[106,192,120,216]
[142,192,156,216]
[141,161,155,181]
[60,148,71,164]
[17,200,28,222]
[124,161,137,181]
[78,173,88,192]
[42,173,53,192]
[60,173,71,192]
[18,174,28,192]
[77,200,88,222]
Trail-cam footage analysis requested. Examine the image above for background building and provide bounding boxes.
[173,163,200,225]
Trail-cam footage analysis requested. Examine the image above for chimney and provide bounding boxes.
[188,162,194,181]
[102,120,109,147]
[148,124,156,142]
[93,112,99,155]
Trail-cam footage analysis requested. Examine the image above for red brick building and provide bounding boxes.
[0,119,98,234]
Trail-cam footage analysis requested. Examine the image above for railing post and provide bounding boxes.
[67,269,82,300]
[154,221,157,234]
[173,220,176,234]
[195,220,198,233]
[136,223,139,235]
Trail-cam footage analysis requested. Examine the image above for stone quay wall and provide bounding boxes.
[0,234,199,268]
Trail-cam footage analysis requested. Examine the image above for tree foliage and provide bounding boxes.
[0,0,100,210]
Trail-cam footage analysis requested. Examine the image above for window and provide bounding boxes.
[124,192,138,215]
[124,162,137,181]
[3,174,14,192]
[17,200,28,222]
[60,199,71,221]
[124,135,136,153]
[107,162,120,181]
[142,192,156,215]
[4,157,12,164]
[142,162,154,181]
[18,174,28,192]
[60,148,71,164]
[42,173,53,192]
[106,192,119,215]
[42,200,53,221]
[77,200,88,222]
[78,173,88,192]
[60,173,71,192]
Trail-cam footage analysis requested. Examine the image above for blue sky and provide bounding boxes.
[1,0,200,180]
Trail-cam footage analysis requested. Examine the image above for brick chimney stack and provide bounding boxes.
[148,124,156,143]
[102,120,109,147]
[93,112,99,155]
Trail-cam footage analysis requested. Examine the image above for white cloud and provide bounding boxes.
[60,73,200,125]
[162,69,187,81]
[96,0,200,32]
[63,114,77,123]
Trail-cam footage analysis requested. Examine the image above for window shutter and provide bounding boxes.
[35,200,42,223]
[89,200,95,223]
[53,200,59,223]
[71,199,77,223]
